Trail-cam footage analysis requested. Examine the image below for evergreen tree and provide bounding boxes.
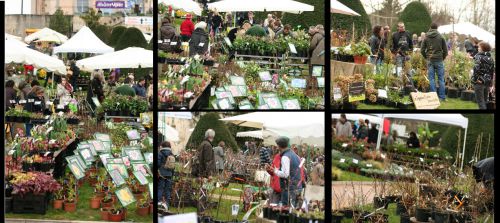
[398,2,432,35]
[186,113,239,152]
[49,8,72,37]
[331,0,371,40]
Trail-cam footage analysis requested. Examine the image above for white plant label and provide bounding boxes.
[419,157,424,162]
[353,159,359,164]
[231,204,239,216]
[381,154,386,159]
[10,100,16,104]
[378,89,388,98]
[199,42,205,47]
[366,163,373,167]
[19,100,27,104]
[57,104,65,109]
[28,99,35,102]
[34,101,41,105]
[342,143,348,148]
[339,158,345,163]
[170,42,177,46]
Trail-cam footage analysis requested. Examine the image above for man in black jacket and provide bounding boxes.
[392,22,413,75]
[189,22,209,56]
[421,23,448,101]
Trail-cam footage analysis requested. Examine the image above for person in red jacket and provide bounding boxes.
[266,145,281,204]
[180,14,195,42]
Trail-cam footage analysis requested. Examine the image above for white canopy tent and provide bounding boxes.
[220,112,324,147]
[332,113,382,125]
[207,0,314,14]
[331,0,360,16]
[158,123,180,142]
[438,22,496,48]
[159,0,202,16]
[5,38,67,75]
[34,33,67,44]
[373,114,469,170]
[24,27,68,43]
[6,33,22,41]
[236,130,263,139]
[76,47,153,71]
[53,26,114,54]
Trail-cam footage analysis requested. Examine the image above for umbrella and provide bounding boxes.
[24,27,68,43]
[207,0,314,13]
[34,33,67,44]
[5,38,67,75]
[76,47,153,71]
[331,0,360,16]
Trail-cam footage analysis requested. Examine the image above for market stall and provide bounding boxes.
[24,27,68,44]
[76,47,153,71]
[53,26,114,55]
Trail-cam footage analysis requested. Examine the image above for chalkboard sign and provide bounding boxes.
[348,82,365,102]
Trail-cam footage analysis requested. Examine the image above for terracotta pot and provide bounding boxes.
[109,211,122,222]
[53,199,64,209]
[100,208,110,221]
[95,191,105,201]
[90,196,101,209]
[64,201,77,212]
[354,55,368,64]
[133,192,143,201]
[149,201,154,214]
[136,203,150,216]
[112,194,118,205]
[101,198,113,208]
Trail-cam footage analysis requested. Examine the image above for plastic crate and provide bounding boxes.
[12,193,49,214]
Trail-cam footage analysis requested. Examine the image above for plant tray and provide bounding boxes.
[12,193,49,214]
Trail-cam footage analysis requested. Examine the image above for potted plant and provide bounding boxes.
[352,42,371,64]
[136,191,150,216]
[10,172,61,214]
[108,208,123,222]
[64,186,77,212]
[158,50,167,63]
[53,186,64,209]
[100,207,111,221]
[101,191,114,208]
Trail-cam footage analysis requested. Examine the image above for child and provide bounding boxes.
[471,42,495,109]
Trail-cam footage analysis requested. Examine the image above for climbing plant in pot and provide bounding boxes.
[63,186,77,212]
[136,191,150,216]
[352,41,371,64]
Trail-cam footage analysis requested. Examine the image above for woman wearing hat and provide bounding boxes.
[180,13,195,42]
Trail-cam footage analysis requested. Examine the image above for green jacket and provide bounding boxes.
[114,84,136,97]
[421,29,448,62]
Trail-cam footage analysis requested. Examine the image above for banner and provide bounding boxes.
[96,1,125,8]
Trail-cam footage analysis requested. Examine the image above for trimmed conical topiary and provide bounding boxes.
[398,2,432,36]
[186,113,239,151]
[109,26,127,47]
[115,27,148,50]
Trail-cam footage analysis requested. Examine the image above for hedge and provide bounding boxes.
[331,0,371,40]
[115,27,148,51]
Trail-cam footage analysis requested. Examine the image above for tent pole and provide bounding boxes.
[460,127,468,171]
[375,114,384,151]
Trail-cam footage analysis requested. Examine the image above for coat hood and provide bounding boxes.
[426,29,440,38]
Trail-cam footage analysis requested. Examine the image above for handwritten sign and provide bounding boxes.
[348,82,365,102]
[410,92,440,109]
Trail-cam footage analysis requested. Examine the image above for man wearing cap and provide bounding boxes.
[272,136,302,207]
[180,14,195,42]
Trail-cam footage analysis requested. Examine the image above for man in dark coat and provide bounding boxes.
[473,157,494,189]
[160,17,180,53]
[421,23,448,101]
[158,141,174,210]
[189,22,209,56]
[198,129,216,178]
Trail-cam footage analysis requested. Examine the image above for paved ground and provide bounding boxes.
[332,181,378,210]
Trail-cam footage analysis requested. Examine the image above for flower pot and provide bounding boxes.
[277,213,290,223]
[263,207,272,218]
[53,199,64,209]
[460,90,475,101]
[385,195,401,203]
[332,213,344,223]
[396,202,407,215]
[400,214,411,223]
[100,208,110,221]
[433,211,450,223]
[149,201,154,214]
[373,197,388,209]
[354,55,368,64]
[90,196,101,209]
[136,204,150,216]
[341,209,354,218]
[101,198,113,208]
[64,201,76,212]
[109,210,123,222]
[415,207,431,222]
[112,194,118,205]
[447,87,459,98]
[159,57,166,63]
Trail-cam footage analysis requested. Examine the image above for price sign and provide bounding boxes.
[352,159,359,164]
[19,100,27,104]
[339,158,345,163]
[231,204,239,216]
[34,101,42,105]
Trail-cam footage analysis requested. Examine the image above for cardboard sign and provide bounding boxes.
[304,185,325,201]
[410,92,440,109]
[348,82,365,102]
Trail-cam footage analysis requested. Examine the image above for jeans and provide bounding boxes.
[474,84,488,109]
[427,61,446,100]
[158,176,173,205]
[370,56,383,74]
[281,186,299,208]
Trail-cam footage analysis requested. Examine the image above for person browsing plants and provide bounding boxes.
[158,141,175,211]
[271,136,302,207]
[471,42,495,110]
[421,22,448,101]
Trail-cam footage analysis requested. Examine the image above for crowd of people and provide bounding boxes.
[332,113,422,148]
[157,129,325,211]
[159,10,325,68]
[367,21,495,109]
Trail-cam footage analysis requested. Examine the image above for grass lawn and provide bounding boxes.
[356,98,478,110]
[334,169,375,182]
[6,181,153,222]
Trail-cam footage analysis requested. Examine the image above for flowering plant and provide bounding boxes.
[10,172,61,196]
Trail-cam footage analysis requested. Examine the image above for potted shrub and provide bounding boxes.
[10,172,61,214]
[352,42,371,64]
[136,191,150,216]
[64,186,77,212]
[53,187,64,210]
[101,191,114,208]
[158,50,167,63]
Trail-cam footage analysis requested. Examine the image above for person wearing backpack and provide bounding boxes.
[472,42,495,109]
[158,141,175,210]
